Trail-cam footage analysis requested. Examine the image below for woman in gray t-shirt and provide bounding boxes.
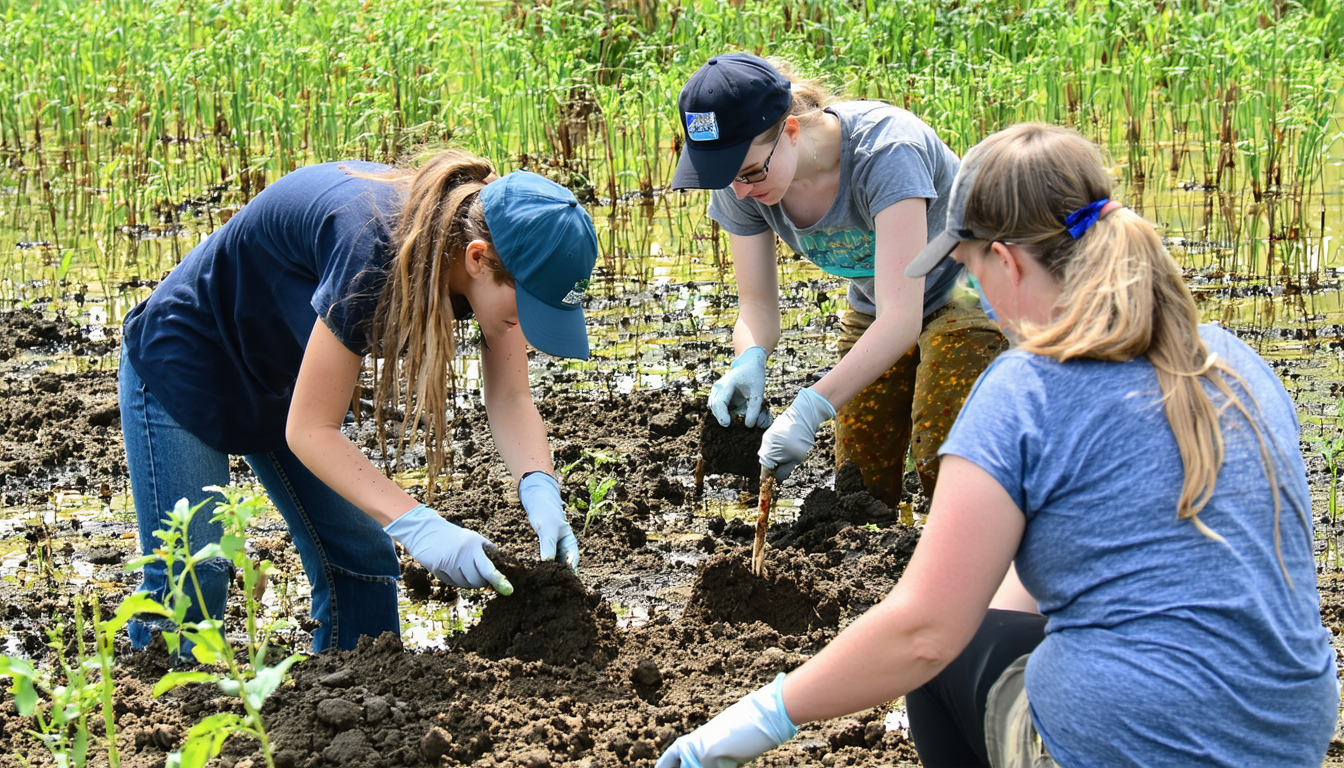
[658,121,1335,768]
[671,53,1005,506]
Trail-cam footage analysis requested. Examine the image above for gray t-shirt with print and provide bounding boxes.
[707,100,962,317]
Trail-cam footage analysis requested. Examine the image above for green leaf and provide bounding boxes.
[13,676,38,716]
[181,631,220,665]
[152,671,218,697]
[216,678,241,696]
[72,724,89,767]
[218,534,245,559]
[244,654,302,710]
[108,593,171,634]
[123,554,159,572]
[0,656,37,678]
[192,543,223,560]
[174,713,242,768]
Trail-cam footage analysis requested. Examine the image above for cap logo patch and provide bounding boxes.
[685,112,719,141]
[562,278,590,306]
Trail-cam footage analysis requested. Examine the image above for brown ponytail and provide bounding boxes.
[363,150,511,501]
[962,123,1299,581]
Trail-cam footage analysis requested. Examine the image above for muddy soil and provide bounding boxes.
[1,306,1341,768]
[0,307,928,768]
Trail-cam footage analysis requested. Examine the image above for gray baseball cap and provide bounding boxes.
[905,142,990,278]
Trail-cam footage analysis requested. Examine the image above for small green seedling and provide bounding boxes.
[575,475,619,532]
[122,486,302,768]
[1313,401,1344,570]
[0,591,154,768]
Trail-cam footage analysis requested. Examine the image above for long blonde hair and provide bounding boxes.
[363,150,512,501]
[961,123,1295,580]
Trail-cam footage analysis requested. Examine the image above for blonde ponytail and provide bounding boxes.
[756,58,836,145]
[964,123,1295,580]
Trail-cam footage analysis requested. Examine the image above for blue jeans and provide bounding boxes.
[119,347,401,651]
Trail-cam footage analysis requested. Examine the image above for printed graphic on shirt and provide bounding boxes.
[685,112,719,142]
[798,229,876,278]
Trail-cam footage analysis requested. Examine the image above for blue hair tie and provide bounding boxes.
[1064,199,1111,239]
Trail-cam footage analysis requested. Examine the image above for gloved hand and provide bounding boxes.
[709,346,773,429]
[656,673,798,768]
[758,387,835,481]
[383,505,513,595]
[519,471,580,570]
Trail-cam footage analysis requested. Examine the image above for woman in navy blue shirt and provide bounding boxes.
[121,151,597,651]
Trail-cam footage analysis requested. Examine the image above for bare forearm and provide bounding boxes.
[288,426,420,526]
[733,303,782,356]
[485,393,553,483]
[781,595,954,724]
[811,311,919,409]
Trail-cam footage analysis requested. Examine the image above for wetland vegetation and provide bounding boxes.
[1,0,1343,766]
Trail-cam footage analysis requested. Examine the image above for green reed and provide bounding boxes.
[0,0,1340,307]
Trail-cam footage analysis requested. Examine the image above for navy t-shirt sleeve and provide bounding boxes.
[309,183,394,355]
[939,353,1044,515]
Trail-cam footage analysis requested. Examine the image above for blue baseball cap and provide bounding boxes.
[672,53,792,190]
[480,171,597,360]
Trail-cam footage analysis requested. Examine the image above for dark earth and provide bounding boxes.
[0,302,1341,767]
[0,305,930,768]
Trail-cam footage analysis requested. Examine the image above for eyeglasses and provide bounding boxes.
[734,132,783,185]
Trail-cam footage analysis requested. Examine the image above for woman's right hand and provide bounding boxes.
[709,346,773,429]
[382,506,513,595]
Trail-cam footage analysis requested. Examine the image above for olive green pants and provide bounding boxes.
[835,297,1007,507]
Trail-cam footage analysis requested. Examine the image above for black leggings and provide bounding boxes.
[907,609,1048,768]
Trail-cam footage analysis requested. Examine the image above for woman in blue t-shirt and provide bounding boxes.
[672,53,1005,505]
[120,151,597,651]
[657,123,1336,768]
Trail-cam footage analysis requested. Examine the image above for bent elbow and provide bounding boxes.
[284,416,327,461]
[905,627,965,676]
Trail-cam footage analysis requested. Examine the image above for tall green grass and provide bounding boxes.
[0,0,1340,305]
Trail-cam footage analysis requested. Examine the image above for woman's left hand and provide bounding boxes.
[519,472,580,570]
[758,388,836,481]
[656,674,798,768]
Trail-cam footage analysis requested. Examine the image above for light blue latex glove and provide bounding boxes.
[519,472,580,570]
[758,387,836,481]
[655,673,798,768]
[383,505,513,595]
[709,346,773,429]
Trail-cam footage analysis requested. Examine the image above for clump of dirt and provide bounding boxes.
[771,462,897,553]
[698,413,767,489]
[0,367,124,504]
[457,556,618,667]
[683,548,841,635]
[0,307,118,361]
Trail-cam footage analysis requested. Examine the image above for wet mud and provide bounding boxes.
[698,414,768,490]
[0,311,1340,767]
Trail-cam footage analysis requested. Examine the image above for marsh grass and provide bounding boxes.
[0,0,1339,311]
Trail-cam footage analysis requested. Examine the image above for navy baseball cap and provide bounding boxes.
[672,53,792,190]
[906,140,991,278]
[480,171,598,359]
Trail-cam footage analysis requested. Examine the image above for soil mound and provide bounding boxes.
[458,558,618,667]
[772,462,897,553]
[698,413,766,488]
[683,548,840,634]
